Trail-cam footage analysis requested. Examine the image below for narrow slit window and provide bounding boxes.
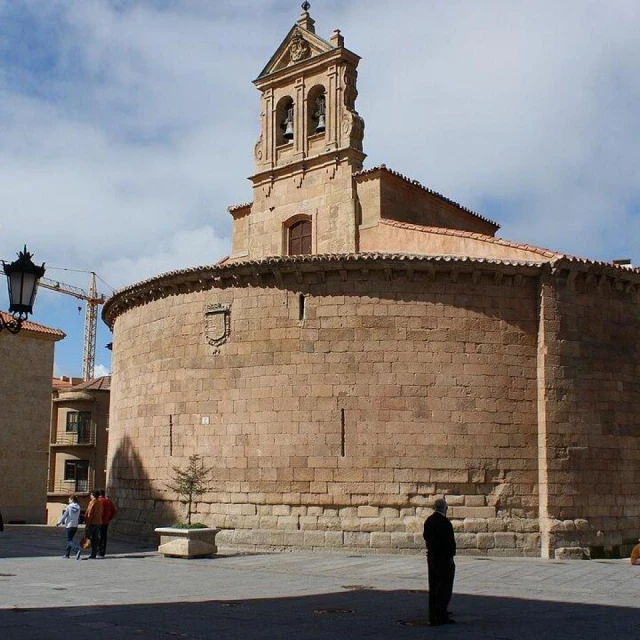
[298,293,305,321]
[340,408,346,457]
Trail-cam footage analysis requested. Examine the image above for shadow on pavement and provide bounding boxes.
[0,525,153,559]
[0,588,637,639]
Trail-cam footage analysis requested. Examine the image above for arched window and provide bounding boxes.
[307,85,326,137]
[276,96,294,146]
[288,219,312,255]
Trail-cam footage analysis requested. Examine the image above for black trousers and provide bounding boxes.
[87,524,101,558]
[98,524,109,557]
[427,556,455,623]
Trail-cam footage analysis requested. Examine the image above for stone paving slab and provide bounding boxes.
[0,526,638,639]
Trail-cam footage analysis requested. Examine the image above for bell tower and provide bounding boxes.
[229,3,366,261]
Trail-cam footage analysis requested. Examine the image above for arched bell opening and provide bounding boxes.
[276,96,295,146]
[307,85,326,138]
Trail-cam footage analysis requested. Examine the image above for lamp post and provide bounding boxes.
[1,246,46,334]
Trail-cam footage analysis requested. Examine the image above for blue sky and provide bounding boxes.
[1,0,639,378]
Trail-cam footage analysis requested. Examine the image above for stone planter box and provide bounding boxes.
[155,527,221,559]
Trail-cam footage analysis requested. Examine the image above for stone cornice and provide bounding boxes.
[103,253,546,328]
[250,147,365,186]
[102,253,640,329]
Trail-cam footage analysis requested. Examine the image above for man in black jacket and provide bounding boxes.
[423,497,456,625]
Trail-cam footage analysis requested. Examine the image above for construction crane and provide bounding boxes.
[1,263,107,381]
[39,272,107,381]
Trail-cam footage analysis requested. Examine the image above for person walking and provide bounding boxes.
[97,489,117,558]
[83,489,103,559]
[423,497,456,626]
[56,495,82,559]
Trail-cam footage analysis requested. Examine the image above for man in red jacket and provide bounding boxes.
[97,489,117,558]
[83,490,103,559]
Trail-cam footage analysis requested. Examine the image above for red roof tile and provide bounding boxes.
[378,219,561,259]
[70,376,111,392]
[0,311,65,339]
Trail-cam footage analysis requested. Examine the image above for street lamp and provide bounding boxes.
[1,246,46,334]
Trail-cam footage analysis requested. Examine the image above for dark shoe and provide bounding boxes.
[87,555,97,559]
[63,554,70,558]
[75,550,82,560]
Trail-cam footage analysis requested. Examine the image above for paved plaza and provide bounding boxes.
[0,526,638,639]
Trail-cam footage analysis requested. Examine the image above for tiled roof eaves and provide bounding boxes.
[71,376,111,392]
[0,311,65,338]
[103,253,546,325]
[110,252,545,296]
[551,256,640,275]
[228,202,252,212]
[102,252,640,328]
[354,165,500,230]
[378,219,561,259]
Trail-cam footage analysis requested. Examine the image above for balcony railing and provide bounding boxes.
[52,426,96,446]
[48,480,94,495]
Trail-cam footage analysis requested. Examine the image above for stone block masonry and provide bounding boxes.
[106,257,549,555]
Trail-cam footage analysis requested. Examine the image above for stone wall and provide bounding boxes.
[538,266,640,557]
[355,169,498,235]
[0,331,57,523]
[359,219,558,262]
[245,161,359,260]
[107,259,542,555]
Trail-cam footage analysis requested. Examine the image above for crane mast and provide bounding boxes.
[37,273,106,381]
[82,273,99,381]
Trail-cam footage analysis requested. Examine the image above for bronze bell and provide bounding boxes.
[314,94,326,134]
[283,107,294,142]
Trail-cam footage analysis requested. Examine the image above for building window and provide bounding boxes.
[64,460,90,492]
[66,411,91,433]
[289,220,312,255]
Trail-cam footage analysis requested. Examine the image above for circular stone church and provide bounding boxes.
[103,7,640,558]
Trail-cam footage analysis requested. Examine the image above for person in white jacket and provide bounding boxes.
[56,495,82,559]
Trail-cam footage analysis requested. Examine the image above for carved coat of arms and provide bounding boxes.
[289,32,311,63]
[205,303,230,352]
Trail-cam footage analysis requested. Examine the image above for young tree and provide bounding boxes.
[166,454,213,525]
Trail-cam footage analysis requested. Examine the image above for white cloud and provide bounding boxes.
[1,0,639,375]
[93,363,110,378]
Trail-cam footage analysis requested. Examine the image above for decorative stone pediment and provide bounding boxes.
[256,26,334,79]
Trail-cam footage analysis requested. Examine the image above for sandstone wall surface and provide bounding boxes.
[0,332,56,523]
[538,269,640,557]
[107,267,541,555]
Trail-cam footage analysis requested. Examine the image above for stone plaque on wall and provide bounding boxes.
[205,303,231,353]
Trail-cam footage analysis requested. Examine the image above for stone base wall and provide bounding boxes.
[113,501,541,557]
